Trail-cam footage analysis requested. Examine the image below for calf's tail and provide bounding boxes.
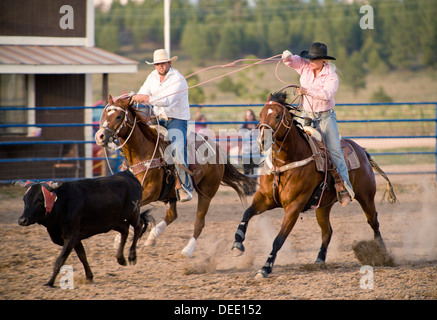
[139,208,155,238]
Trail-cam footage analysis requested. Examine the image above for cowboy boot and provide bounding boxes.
[329,168,352,207]
[175,176,192,202]
[338,190,351,207]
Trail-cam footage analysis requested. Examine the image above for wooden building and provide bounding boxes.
[0,0,138,181]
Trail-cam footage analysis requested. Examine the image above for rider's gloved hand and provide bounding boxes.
[282,50,292,61]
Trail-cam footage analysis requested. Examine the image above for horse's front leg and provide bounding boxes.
[145,201,177,246]
[181,193,212,257]
[232,191,273,257]
[256,203,301,278]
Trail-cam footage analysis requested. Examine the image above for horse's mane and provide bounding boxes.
[127,103,159,142]
[268,91,293,111]
[268,91,300,125]
[268,91,287,104]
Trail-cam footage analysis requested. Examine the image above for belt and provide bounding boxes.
[306,108,334,119]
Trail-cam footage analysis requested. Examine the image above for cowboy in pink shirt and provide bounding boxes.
[282,42,354,206]
[283,44,338,113]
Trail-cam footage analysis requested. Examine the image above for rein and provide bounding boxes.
[100,104,137,151]
[260,97,327,208]
[99,101,163,185]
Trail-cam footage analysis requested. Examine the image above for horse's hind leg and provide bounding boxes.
[356,195,386,250]
[315,204,334,263]
[181,193,211,257]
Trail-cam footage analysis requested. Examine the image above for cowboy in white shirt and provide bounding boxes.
[133,49,193,202]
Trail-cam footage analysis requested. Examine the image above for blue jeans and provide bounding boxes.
[300,109,353,195]
[159,118,193,192]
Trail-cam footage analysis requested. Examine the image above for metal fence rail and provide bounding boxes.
[1,102,436,183]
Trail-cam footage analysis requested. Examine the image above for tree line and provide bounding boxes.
[95,0,436,93]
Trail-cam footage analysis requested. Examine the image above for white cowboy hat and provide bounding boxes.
[146,49,178,65]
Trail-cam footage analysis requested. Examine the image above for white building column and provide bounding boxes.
[84,73,93,178]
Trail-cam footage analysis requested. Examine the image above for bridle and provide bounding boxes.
[99,104,138,151]
[257,85,301,145]
[258,100,293,138]
[258,87,329,209]
[99,101,161,185]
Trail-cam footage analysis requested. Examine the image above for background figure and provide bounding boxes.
[195,107,208,135]
[239,109,260,195]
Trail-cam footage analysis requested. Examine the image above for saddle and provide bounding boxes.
[151,127,217,201]
[150,126,217,181]
[300,127,360,211]
[302,127,360,173]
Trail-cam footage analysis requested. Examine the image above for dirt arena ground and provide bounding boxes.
[1,175,436,301]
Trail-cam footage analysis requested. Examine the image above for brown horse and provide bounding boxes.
[231,91,397,278]
[95,94,256,257]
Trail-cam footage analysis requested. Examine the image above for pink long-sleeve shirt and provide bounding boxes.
[283,55,338,113]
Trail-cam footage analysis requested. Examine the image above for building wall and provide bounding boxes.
[0,74,85,181]
[0,0,86,38]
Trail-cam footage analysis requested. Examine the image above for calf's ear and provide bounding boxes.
[48,182,62,189]
[13,180,34,188]
[13,181,27,187]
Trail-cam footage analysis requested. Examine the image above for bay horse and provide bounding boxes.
[231,91,397,278]
[95,94,256,257]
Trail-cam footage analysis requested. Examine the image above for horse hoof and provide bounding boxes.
[144,238,156,246]
[255,269,268,279]
[315,258,325,264]
[232,248,244,257]
[231,242,245,257]
[128,259,137,265]
[180,247,194,258]
[117,257,127,266]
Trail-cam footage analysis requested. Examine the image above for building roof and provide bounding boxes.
[0,45,138,74]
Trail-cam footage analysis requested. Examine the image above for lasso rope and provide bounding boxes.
[146,54,284,107]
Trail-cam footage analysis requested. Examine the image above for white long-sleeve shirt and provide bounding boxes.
[137,67,191,120]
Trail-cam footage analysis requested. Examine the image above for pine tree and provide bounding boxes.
[343,51,367,95]
[267,16,290,55]
[418,0,437,66]
[216,22,242,60]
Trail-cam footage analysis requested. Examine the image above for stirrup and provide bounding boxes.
[338,190,351,207]
[177,187,192,202]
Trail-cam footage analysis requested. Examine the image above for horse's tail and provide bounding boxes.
[222,160,258,202]
[139,208,155,238]
[365,151,398,204]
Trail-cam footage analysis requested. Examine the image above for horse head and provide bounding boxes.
[257,91,294,152]
[95,94,135,148]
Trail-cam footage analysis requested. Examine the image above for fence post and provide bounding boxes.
[435,103,437,182]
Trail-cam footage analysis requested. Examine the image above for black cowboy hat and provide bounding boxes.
[299,42,336,60]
